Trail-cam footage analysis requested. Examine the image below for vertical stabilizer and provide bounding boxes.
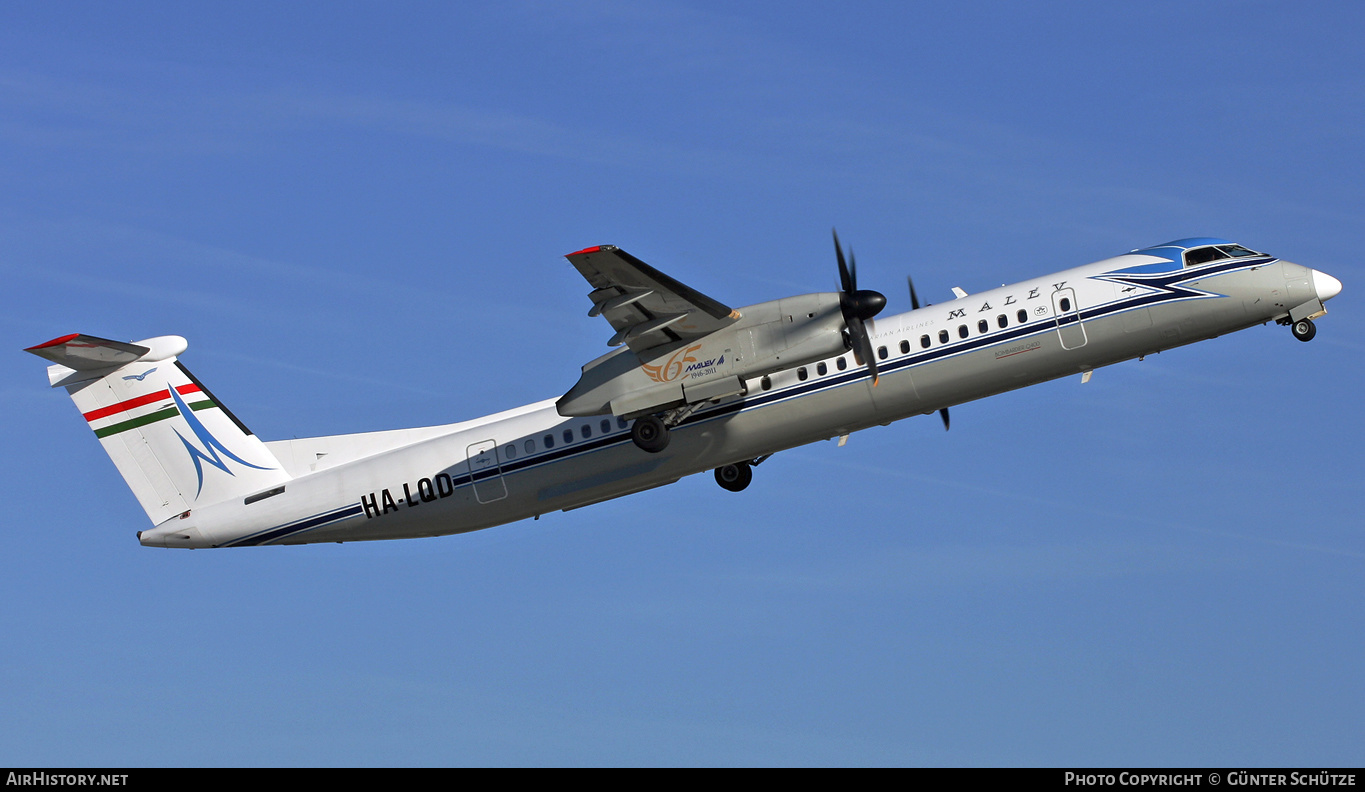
[26,334,291,525]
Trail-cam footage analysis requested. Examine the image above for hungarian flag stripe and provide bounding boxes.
[92,398,218,439]
[83,384,202,422]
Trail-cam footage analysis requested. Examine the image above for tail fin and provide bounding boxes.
[26,334,291,524]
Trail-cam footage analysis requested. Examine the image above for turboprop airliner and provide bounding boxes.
[27,235,1342,548]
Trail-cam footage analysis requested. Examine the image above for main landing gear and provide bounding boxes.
[629,404,703,454]
[630,415,670,453]
[628,408,770,492]
[1291,317,1317,342]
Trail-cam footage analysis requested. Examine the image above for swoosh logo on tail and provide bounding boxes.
[168,387,273,497]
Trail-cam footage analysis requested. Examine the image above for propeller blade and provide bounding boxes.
[833,229,854,293]
[908,276,921,310]
[939,407,950,430]
[831,228,884,386]
[848,317,879,387]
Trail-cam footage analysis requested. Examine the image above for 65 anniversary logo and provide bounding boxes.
[641,344,726,383]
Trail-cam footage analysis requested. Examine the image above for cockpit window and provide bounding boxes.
[1184,247,1223,266]
[1184,244,1262,267]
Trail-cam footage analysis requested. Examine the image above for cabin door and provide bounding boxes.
[466,439,508,503]
[1052,287,1088,350]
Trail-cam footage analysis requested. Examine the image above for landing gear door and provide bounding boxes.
[1052,287,1087,350]
[466,440,508,504]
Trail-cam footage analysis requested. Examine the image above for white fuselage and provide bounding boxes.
[138,248,1337,548]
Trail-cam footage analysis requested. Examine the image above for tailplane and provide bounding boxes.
[26,334,291,525]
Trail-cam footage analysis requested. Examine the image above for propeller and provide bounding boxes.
[832,229,887,386]
[907,276,950,431]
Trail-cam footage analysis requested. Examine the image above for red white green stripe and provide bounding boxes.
[86,384,218,439]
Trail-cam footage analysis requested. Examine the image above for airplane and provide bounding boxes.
[26,234,1342,549]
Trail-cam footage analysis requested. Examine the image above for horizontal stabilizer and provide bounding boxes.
[27,334,191,387]
[26,334,150,371]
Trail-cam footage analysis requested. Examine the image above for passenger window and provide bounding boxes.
[505,445,516,459]
[939,329,949,344]
[997,314,1007,329]
[920,334,930,349]
[978,319,988,334]
[617,416,629,430]
[543,434,554,449]
[958,325,969,339]
[601,419,611,435]
[877,346,888,360]
[797,366,808,381]
[837,357,847,371]
[581,424,591,439]
[1059,297,1072,312]
[1017,309,1028,324]
[817,361,827,376]
[899,339,910,354]
[761,375,772,390]
[563,429,573,444]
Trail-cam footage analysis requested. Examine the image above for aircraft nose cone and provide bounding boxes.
[1312,269,1343,302]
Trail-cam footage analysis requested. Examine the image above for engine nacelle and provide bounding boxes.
[557,293,848,419]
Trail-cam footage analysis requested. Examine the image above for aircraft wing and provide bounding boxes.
[566,245,741,354]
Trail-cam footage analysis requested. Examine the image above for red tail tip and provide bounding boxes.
[25,333,80,352]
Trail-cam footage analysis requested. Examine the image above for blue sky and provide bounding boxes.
[2,1,1362,767]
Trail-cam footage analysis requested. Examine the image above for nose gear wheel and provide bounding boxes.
[714,461,753,492]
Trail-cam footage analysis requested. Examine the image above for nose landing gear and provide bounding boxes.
[714,461,753,492]
[1291,318,1317,342]
[713,454,770,492]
